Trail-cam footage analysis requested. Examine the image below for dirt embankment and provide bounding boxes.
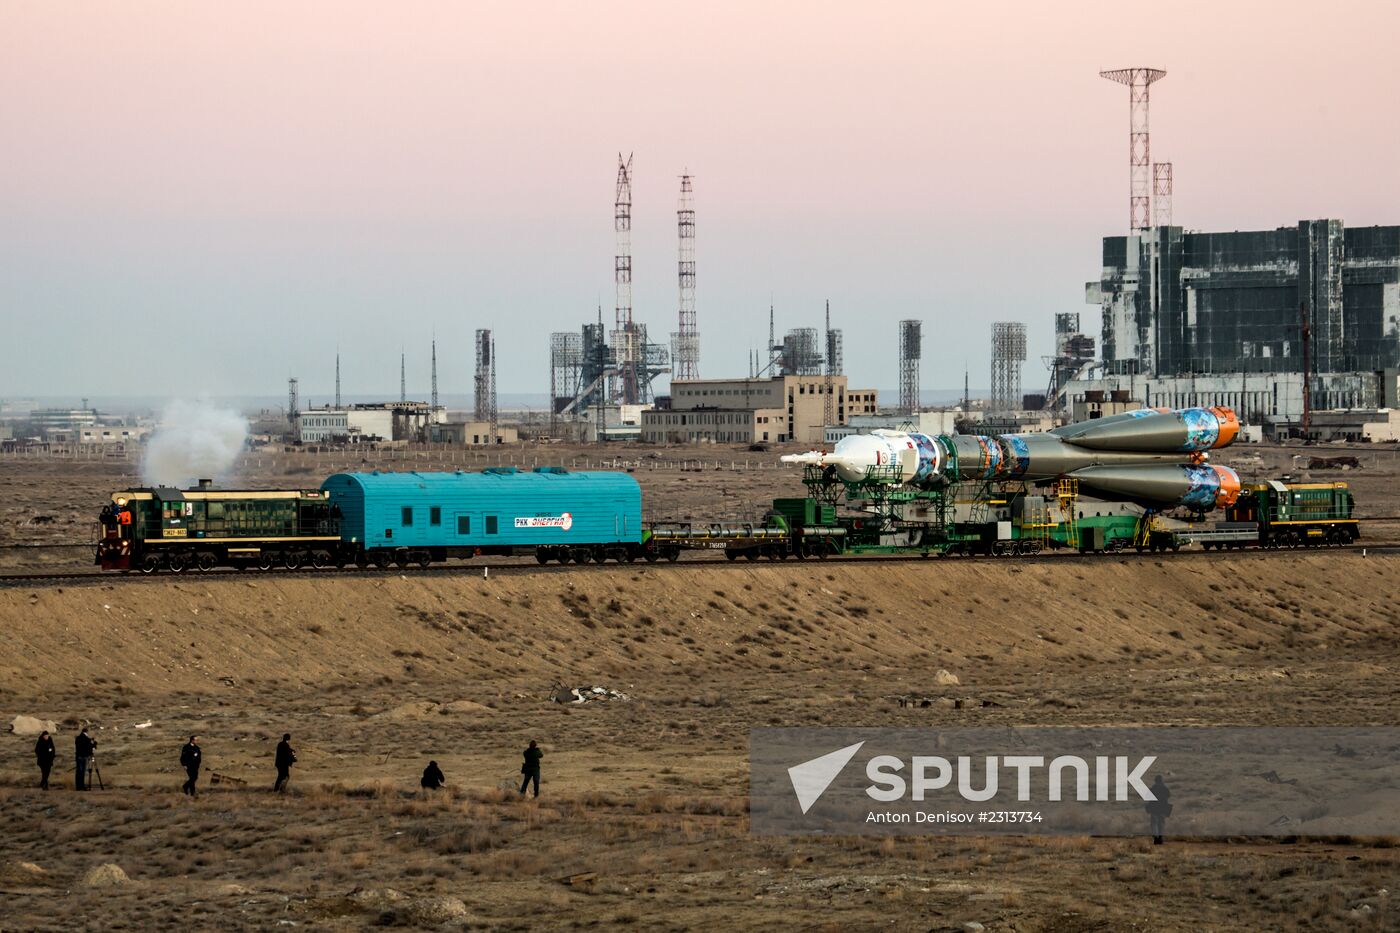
[1,554,1394,699]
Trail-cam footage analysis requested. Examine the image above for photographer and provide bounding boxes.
[35,730,56,790]
[180,735,202,796]
[74,728,96,791]
[273,734,296,792]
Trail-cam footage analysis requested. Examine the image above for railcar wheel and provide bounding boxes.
[310,551,331,570]
[258,553,276,571]
[373,552,392,569]
[536,550,550,565]
[197,552,218,572]
[725,550,738,561]
[140,554,160,574]
[665,548,680,562]
[644,551,658,562]
[167,553,188,573]
[744,549,758,561]
[284,552,303,570]
[416,551,432,568]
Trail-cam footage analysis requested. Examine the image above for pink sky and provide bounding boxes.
[3,1,1398,398]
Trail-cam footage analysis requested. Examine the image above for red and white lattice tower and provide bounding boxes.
[612,153,637,404]
[672,173,699,381]
[1100,68,1166,233]
[1152,162,1173,228]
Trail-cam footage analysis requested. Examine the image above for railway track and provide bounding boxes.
[4,542,1399,588]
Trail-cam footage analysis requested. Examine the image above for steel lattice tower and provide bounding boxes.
[1100,68,1166,232]
[430,338,438,409]
[1152,162,1173,228]
[672,173,699,381]
[334,351,341,408]
[612,153,637,404]
[898,320,921,414]
[287,377,299,419]
[400,351,406,402]
[475,329,497,443]
[990,321,1027,413]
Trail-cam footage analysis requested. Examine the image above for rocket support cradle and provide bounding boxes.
[782,407,1242,512]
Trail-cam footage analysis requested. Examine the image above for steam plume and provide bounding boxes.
[141,400,249,487]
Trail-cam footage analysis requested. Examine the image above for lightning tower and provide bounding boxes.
[612,153,637,404]
[672,173,699,381]
[335,351,341,408]
[287,377,299,419]
[990,322,1028,413]
[1100,68,1166,232]
[430,338,438,409]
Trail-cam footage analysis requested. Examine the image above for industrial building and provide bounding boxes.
[640,376,877,444]
[296,402,445,444]
[427,421,519,445]
[1075,220,1400,425]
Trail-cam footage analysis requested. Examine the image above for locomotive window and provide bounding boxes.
[402,507,413,526]
[457,516,470,535]
[430,507,441,526]
[486,515,498,535]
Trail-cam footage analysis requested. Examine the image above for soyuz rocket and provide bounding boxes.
[782,407,1242,511]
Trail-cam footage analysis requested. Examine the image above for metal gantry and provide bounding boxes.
[475,329,497,443]
[612,153,637,404]
[898,319,921,414]
[990,321,1027,413]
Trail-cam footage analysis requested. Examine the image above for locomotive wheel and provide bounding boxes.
[167,552,188,573]
[284,552,303,570]
[354,553,369,570]
[197,552,218,572]
[310,551,331,569]
[140,554,160,574]
[258,553,277,571]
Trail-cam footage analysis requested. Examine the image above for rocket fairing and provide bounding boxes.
[781,406,1243,510]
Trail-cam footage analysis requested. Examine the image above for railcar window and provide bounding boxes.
[402,507,413,526]
[457,516,470,535]
[430,507,441,526]
[486,515,497,535]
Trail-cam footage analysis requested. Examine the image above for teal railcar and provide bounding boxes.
[322,467,645,565]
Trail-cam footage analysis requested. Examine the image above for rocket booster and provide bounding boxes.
[781,406,1242,510]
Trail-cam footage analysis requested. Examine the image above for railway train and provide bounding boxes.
[94,466,1359,574]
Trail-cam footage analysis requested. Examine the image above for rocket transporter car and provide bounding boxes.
[783,406,1243,512]
[94,406,1357,573]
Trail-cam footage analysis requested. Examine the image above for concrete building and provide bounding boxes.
[77,426,151,444]
[30,409,97,437]
[1302,409,1400,443]
[641,376,878,444]
[296,403,445,444]
[824,409,963,444]
[1070,390,1141,423]
[1090,222,1400,376]
[1077,220,1400,427]
[427,421,519,445]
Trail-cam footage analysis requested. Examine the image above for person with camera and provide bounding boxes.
[35,730,56,790]
[519,740,543,798]
[274,733,297,792]
[74,727,96,791]
[180,735,202,796]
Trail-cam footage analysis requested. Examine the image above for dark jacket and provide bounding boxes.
[35,736,56,764]
[421,763,445,789]
[75,733,96,758]
[522,746,543,773]
[1146,781,1172,816]
[275,741,296,769]
[180,743,202,770]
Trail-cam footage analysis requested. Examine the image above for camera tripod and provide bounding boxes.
[87,755,105,791]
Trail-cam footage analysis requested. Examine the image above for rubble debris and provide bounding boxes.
[933,669,960,686]
[549,684,630,704]
[210,771,248,786]
[558,871,598,887]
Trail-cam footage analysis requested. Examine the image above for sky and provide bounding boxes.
[3,1,1398,402]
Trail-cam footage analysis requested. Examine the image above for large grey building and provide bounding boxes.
[1080,221,1400,423]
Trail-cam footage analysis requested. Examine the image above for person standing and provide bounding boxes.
[519,740,543,798]
[74,728,96,791]
[180,735,202,796]
[274,734,296,792]
[35,730,56,790]
[1146,775,1172,845]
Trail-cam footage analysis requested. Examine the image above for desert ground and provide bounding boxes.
[1,441,1397,931]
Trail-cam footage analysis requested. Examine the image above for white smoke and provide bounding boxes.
[141,400,250,488]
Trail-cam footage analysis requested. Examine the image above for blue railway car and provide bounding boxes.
[321,467,646,566]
